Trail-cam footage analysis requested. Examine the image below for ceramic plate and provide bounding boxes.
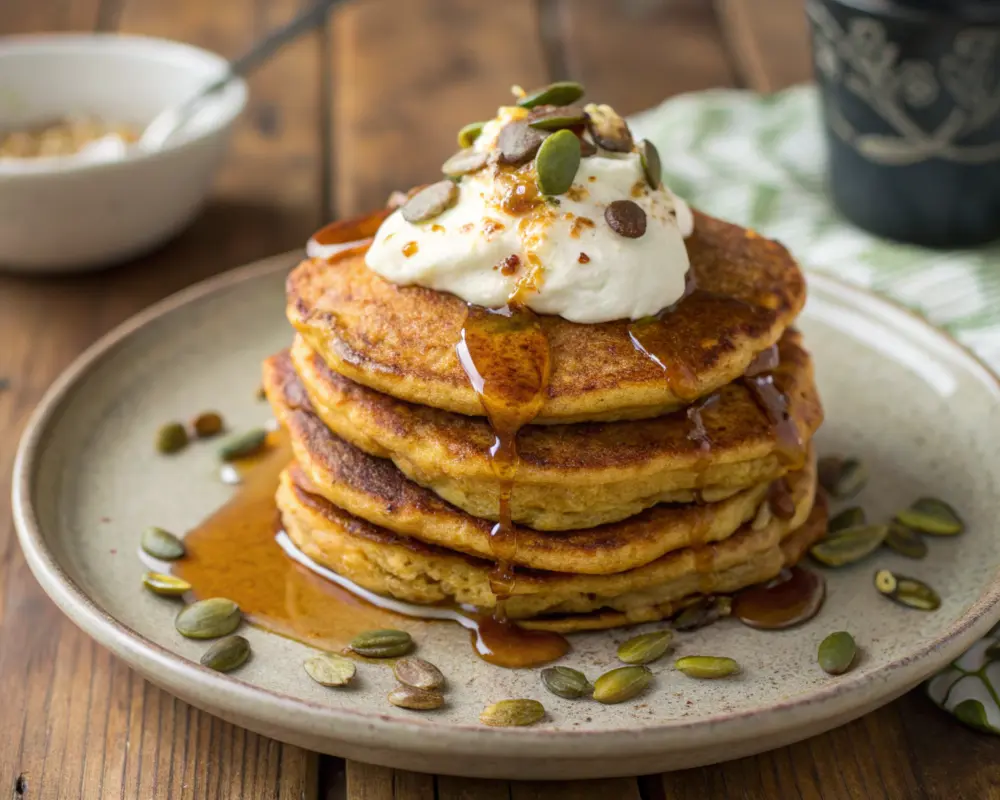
[13,253,1000,779]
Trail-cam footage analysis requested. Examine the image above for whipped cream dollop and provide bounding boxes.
[360,104,694,324]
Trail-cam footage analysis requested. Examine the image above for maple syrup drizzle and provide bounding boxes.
[686,391,720,464]
[732,566,826,630]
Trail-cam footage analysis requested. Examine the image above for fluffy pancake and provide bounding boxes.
[277,465,824,624]
[287,211,806,423]
[267,331,821,530]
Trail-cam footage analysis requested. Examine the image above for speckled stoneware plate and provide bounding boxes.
[13,253,1000,779]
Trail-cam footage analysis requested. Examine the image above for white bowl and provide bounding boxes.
[0,34,248,273]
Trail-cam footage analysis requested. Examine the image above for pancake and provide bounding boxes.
[277,465,824,624]
[287,210,806,423]
[267,332,822,530]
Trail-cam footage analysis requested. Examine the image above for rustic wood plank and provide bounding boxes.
[511,778,642,799]
[0,0,102,33]
[715,0,813,92]
[437,775,511,800]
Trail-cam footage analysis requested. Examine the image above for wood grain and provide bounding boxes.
[0,0,102,34]
[715,0,814,92]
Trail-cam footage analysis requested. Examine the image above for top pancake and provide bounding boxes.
[287,211,806,423]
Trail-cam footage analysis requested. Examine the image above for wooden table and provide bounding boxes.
[2,1,998,797]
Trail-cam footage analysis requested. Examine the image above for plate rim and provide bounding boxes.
[11,251,1000,761]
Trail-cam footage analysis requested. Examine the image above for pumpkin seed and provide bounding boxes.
[400,180,460,223]
[142,571,191,597]
[527,105,588,131]
[393,657,444,690]
[828,506,866,534]
[584,103,633,152]
[817,456,867,499]
[617,630,673,665]
[884,522,928,559]
[348,629,413,658]
[605,199,646,238]
[497,120,547,165]
[818,631,856,675]
[592,666,653,704]
[388,685,444,710]
[192,411,224,439]
[304,653,356,687]
[535,129,581,196]
[156,422,188,454]
[540,666,592,699]
[675,656,740,679]
[141,526,186,560]
[874,569,941,611]
[673,596,732,632]
[637,139,661,189]
[809,524,888,567]
[218,428,267,462]
[457,120,486,148]
[895,497,964,536]
[517,81,585,109]
[175,598,241,639]
[441,148,489,178]
[480,699,546,727]
[200,635,251,673]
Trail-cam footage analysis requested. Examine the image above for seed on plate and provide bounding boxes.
[605,200,646,238]
[156,422,188,454]
[540,666,592,699]
[192,411,224,439]
[585,103,633,152]
[517,81,585,109]
[592,666,653,704]
[141,526,186,560]
[809,524,888,567]
[142,571,191,597]
[895,497,964,536]
[348,629,413,658]
[527,105,588,131]
[441,148,489,178]
[675,656,740,679]
[673,596,732,632]
[480,699,546,727]
[175,598,241,639]
[388,685,444,710]
[828,506,866,534]
[817,456,867,499]
[200,635,251,673]
[400,180,460,223]
[218,428,268,462]
[884,522,928,559]
[304,653,356,687]
[617,631,673,665]
[497,120,547,166]
[457,120,486,148]
[535,129,581,196]
[393,657,444,690]
[818,631,857,675]
[637,140,661,189]
[874,569,940,610]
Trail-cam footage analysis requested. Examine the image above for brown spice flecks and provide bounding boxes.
[588,175,597,182]
[578,252,590,263]
[431,224,445,233]
[482,218,507,239]
[402,241,418,257]
[460,222,475,234]
[566,185,588,202]
[631,180,647,198]
[570,216,595,238]
[498,254,521,275]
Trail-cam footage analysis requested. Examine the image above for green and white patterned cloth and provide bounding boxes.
[633,86,1000,734]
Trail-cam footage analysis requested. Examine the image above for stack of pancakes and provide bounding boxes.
[264,210,826,633]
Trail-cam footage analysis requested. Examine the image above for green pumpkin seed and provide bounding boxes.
[457,120,486,148]
[673,596,732,632]
[200,635,251,672]
[441,147,489,178]
[142,571,191,597]
[540,666,592,699]
[192,411,224,438]
[497,120,547,165]
[156,422,188,454]
[817,456,867,499]
[218,428,268,461]
[675,656,740,679]
[175,598,241,639]
[895,497,964,536]
[592,666,653,704]
[141,526,186,561]
[809,524,888,567]
[874,569,941,611]
[480,699,546,727]
[535,129,581,196]
[400,180,460,223]
[393,657,444,690]
[517,81,585,109]
[617,630,673,665]
[637,139,661,189]
[584,103,633,152]
[884,522,928,559]
[304,653,356,687]
[388,685,444,710]
[828,506,866,534]
[818,631,857,675]
[527,105,588,131]
[348,629,413,658]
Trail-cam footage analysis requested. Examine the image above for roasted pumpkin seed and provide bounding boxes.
[895,497,964,536]
[441,147,489,178]
[617,630,673,665]
[540,666,592,699]
[874,569,941,610]
[388,685,444,710]
[592,666,653,704]
[141,526,186,561]
[675,656,740,679]
[142,571,191,597]
[818,631,856,675]
[605,199,646,238]
[585,103,633,152]
[457,120,486,148]
[517,81,585,109]
[527,105,588,131]
[200,635,251,672]
[673,596,732,632]
[393,657,444,690]
[175,598,241,639]
[817,456,867,499]
[535,129,581,196]
[304,653,356,687]
[192,411,224,438]
[884,522,928,559]
[156,422,188,454]
[349,628,413,658]
[828,506,866,534]
[480,698,546,727]
[637,139,661,189]
[497,120,547,165]
[218,428,267,461]
[809,524,888,567]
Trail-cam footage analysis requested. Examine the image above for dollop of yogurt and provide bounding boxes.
[362,106,694,324]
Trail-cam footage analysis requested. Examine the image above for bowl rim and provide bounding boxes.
[0,32,248,179]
